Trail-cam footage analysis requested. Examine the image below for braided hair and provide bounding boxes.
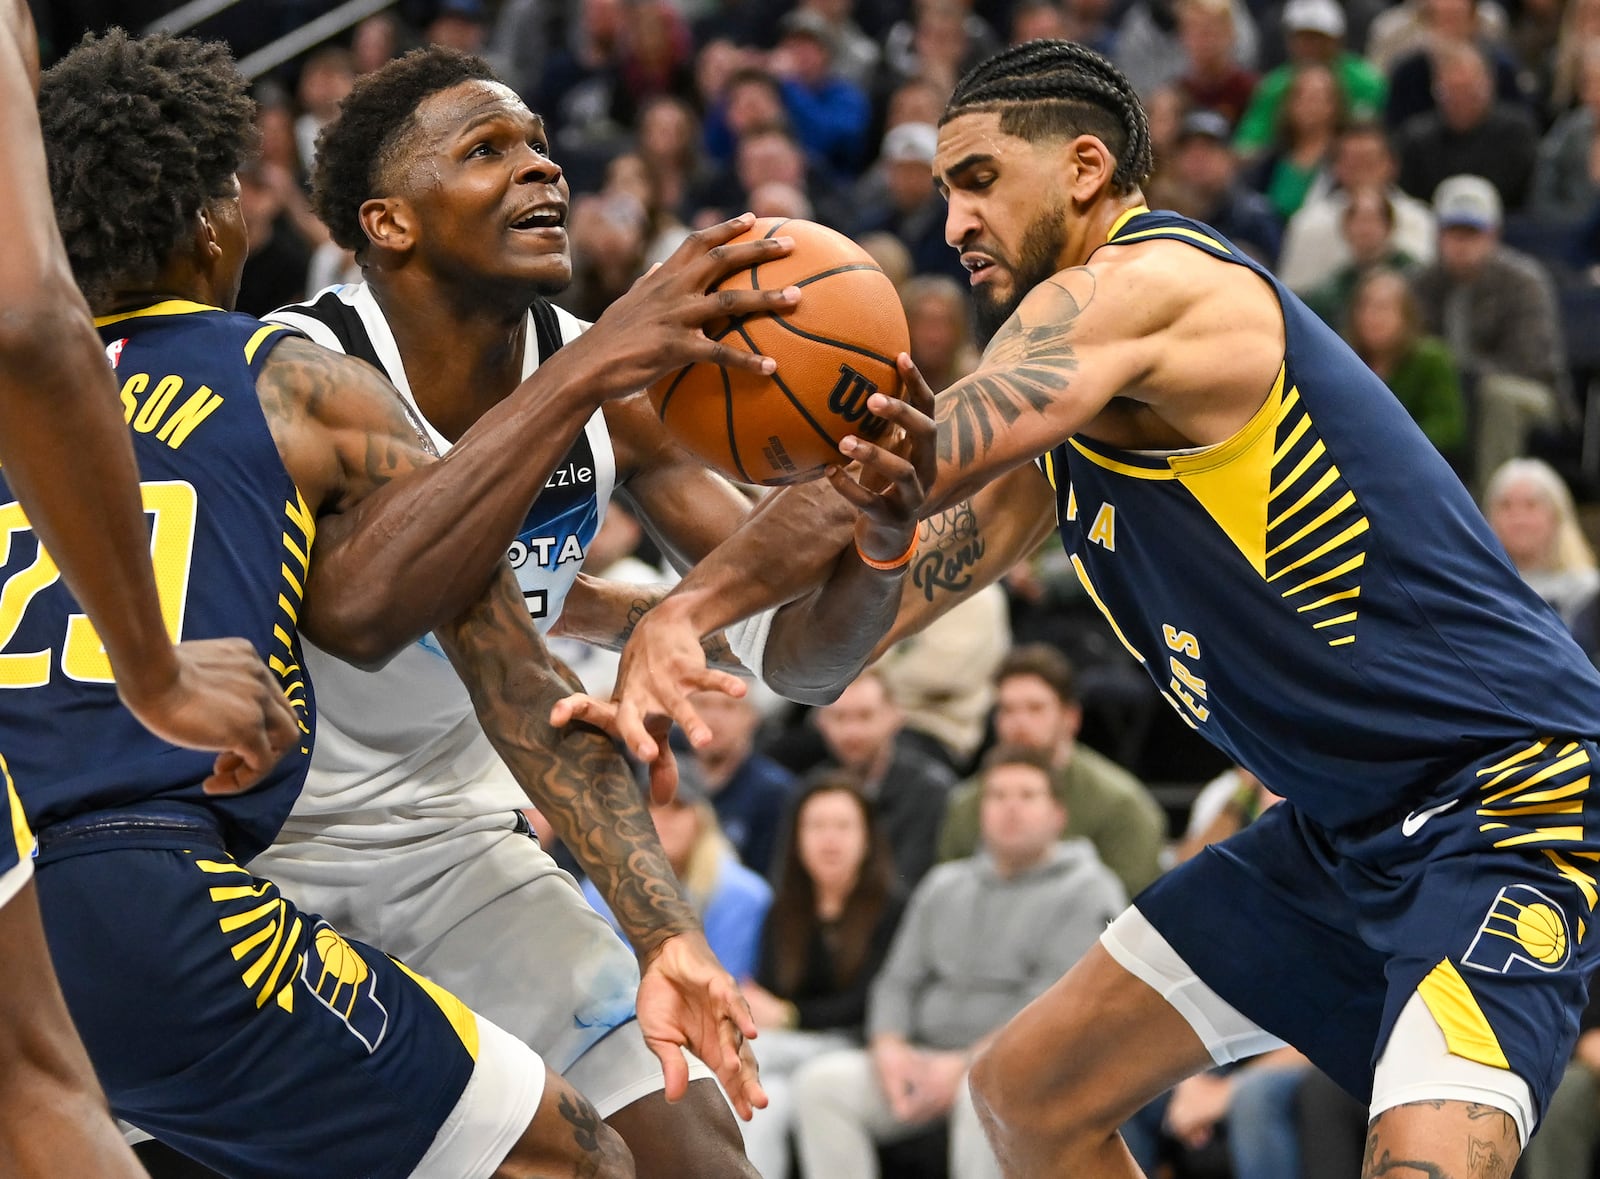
[943,40,1154,194]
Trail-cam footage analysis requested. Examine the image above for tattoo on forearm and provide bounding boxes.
[619,594,741,669]
[557,1091,604,1178]
[935,273,1090,467]
[440,580,699,953]
[911,502,986,602]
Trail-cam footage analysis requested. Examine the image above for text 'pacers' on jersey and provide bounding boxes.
[0,301,314,858]
[1047,209,1600,830]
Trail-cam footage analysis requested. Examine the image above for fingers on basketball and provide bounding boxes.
[647,218,912,487]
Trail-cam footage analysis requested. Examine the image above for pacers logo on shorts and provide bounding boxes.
[302,921,391,1053]
[1462,885,1572,975]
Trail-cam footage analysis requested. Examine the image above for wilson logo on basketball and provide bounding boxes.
[827,365,889,439]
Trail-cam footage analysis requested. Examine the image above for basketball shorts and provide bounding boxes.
[254,805,713,1117]
[1125,736,1600,1121]
[33,802,545,1179]
[0,755,34,910]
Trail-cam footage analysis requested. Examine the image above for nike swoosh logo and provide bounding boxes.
[1402,798,1460,837]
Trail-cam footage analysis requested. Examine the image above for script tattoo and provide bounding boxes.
[558,1091,605,1177]
[437,573,700,955]
[618,593,741,670]
[935,273,1089,468]
[911,502,986,602]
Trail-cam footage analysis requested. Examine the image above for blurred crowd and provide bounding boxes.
[41,0,1600,1176]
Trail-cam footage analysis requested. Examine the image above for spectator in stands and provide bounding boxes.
[1382,0,1525,131]
[883,0,1000,98]
[1484,458,1600,642]
[352,12,404,76]
[1114,0,1259,101]
[1343,267,1468,458]
[938,644,1167,897]
[1060,0,1119,58]
[786,0,881,90]
[688,690,798,880]
[854,122,965,281]
[235,159,314,318]
[293,46,354,170]
[1412,175,1567,486]
[1278,121,1437,294]
[1544,0,1600,117]
[1533,41,1600,219]
[1366,0,1513,74]
[636,94,708,225]
[1159,1050,1315,1179]
[1234,0,1387,158]
[813,667,956,890]
[1245,61,1345,220]
[790,744,1126,1179]
[1166,109,1283,265]
[560,188,648,320]
[1010,0,1071,46]
[900,275,983,392]
[1302,187,1421,326]
[1174,0,1257,127]
[1519,985,1600,1179]
[582,762,772,979]
[425,0,489,55]
[740,778,907,1179]
[1395,41,1539,209]
[535,0,629,147]
[876,584,1012,774]
[767,10,871,175]
[1140,83,1190,208]
[601,151,690,265]
[727,128,847,230]
[702,66,788,170]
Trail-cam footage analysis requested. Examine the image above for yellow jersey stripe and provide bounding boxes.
[1295,586,1361,614]
[1070,555,1147,663]
[1478,739,1552,778]
[1482,750,1591,805]
[1417,960,1510,1070]
[1268,440,1327,500]
[243,324,290,364]
[93,299,220,327]
[0,755,31,863]
[1267,518,1370,582]
[1112,225,1230,253]
[1267,465,1341,534]
[1266,491,1356,559]
[1278,552,1365,599]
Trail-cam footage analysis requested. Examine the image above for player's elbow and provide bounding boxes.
[762,664,854,707]
[298,606,408,672]
[0,287,100,382]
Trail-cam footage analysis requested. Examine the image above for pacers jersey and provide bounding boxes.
[264,284,614,828]
[0,301,314,859]
[1049,209,1600,830]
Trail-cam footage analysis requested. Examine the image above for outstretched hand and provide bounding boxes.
[116,638,300,795]
[634,932,766,1120]
[829,352,939,563]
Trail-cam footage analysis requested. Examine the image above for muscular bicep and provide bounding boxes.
[608,394,754,572]
[925,267,1146,515]
[874,463,1057,658]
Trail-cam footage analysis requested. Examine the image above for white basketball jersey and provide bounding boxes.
[264,283,614,834]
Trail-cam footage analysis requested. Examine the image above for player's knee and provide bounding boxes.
[970,1026,1114,1147]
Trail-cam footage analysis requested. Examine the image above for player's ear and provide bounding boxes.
[359,196,416,257]
[1066,134,1116,205]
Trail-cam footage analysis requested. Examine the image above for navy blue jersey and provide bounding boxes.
[0,300,314,859]
[1048,210,1600,829]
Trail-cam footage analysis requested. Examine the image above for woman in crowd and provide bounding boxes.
[1484,458,1600,651]
[1248,61,1345,220]
[1342,266,1466,458]
[738,778,906,1179]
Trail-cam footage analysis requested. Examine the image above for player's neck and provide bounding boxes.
[367,271,533,443]
[1069,192,1147,267]
[101,258,230,317]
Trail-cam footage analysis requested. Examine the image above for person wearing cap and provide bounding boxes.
[855,121,969,282]
[583,757,775,982]
[767,8,871,175]
[1168,108,1283,265]
[1233,0,1386,157]
[1412,174,1567,491]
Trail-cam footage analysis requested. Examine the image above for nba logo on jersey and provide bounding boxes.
[1462,885,1572,975]
[105,338,128,369]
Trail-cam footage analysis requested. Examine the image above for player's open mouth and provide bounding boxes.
[508,205,567,233]
[962,253,998,286]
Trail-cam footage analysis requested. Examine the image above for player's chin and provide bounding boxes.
[496,249,573,294]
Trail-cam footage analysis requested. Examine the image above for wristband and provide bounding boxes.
[855,532,918,572]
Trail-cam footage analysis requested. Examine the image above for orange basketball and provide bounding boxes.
[647,218,911,486]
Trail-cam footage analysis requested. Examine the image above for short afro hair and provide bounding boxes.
[312,47,501,257]
[944,40,1154,194]
[39,29,256,307]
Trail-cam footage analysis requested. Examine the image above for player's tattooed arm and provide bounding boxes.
[553,578,747,671]
[1361,1102,1519,1179]
[258,335,603,668]
[921,267,1136,516]
[433,566,703,954]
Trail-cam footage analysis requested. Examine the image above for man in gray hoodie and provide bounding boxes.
[789,744,1127,1179]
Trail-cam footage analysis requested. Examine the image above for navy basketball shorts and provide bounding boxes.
[1130,736,1600,1120]
[33,808,545,1178]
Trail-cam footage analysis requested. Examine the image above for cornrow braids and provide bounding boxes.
[943,39,1154,193]
[39,29,257,307]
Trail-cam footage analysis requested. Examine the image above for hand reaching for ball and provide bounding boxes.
[831,353,939,565]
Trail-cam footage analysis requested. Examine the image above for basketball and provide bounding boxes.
[647,218,911,486]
